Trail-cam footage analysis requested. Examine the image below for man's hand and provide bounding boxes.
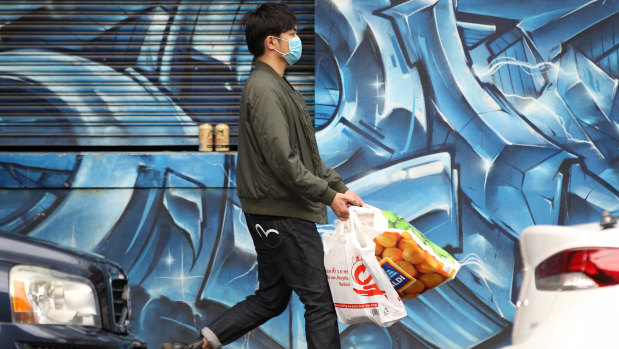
[345,190,364,207]
[330,191,364,221]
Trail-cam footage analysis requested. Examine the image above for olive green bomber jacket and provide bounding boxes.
[236,60,348,224]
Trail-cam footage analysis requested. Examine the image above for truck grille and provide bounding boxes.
[111,278,129,327]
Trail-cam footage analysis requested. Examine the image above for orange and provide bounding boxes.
[375,232,398,248]
[374,242,384,256]
[402,246,425,264]
[382,247,403,262]
[401,292,419,300]
[416,251,439,273]
[386,231,402,241]
[419,273,443,288]
[395,261,418,278]
[397,237,417,250]
[403,280,425,294]
[436,260,448,277]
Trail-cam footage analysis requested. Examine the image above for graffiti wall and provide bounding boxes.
[314,0,618,347]
[1,0,618,348]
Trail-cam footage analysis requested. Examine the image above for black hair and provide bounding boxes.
[242,2,297,58]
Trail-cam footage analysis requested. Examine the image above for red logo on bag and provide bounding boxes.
[351,256,387,298]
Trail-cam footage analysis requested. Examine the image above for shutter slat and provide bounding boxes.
[0,1,315,149]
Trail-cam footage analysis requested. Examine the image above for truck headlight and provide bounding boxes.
[9,265,101,328]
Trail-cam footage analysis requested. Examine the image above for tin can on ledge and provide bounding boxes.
[199,123,213,151]
[215,123,229,151]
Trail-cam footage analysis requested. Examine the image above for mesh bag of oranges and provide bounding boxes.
[354,205,460,300]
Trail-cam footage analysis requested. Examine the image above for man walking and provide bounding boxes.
[163,3,362,348]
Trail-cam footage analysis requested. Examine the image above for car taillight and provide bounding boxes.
[535,248,619,290]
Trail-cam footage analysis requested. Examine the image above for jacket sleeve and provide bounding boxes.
[319,157,349,193]
[249,85,337,205]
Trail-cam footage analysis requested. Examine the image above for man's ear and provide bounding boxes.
[264,36,276,51]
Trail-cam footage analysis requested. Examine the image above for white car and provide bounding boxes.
[505,212,619,348]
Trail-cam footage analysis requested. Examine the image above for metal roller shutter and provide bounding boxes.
[0,0,314,149]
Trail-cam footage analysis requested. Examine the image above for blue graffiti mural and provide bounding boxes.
[1,0,618,348]
[315,0,618,347]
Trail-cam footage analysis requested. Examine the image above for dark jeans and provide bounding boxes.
[206,214,341,349]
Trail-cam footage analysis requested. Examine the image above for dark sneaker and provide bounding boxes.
[161,337,206,349]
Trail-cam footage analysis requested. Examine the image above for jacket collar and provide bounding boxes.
[254,60,294,92]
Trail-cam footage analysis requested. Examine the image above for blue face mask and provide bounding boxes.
[273,36,302,65]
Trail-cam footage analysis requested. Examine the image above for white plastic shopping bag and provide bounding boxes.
[323,206,407,327]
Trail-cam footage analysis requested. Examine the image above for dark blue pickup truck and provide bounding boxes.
[0,232,146,348]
